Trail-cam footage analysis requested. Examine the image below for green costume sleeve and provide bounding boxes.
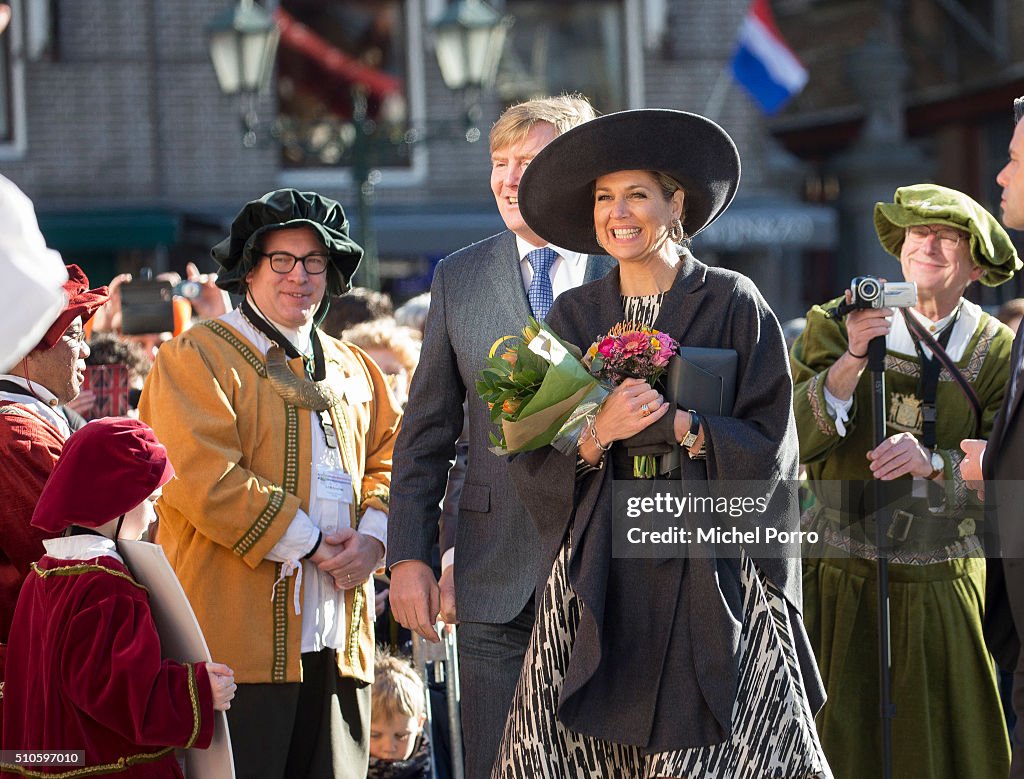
[790,297,854,465]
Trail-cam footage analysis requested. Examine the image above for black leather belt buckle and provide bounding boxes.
[889,510,915,544]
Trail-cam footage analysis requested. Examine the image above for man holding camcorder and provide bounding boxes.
[790,184,1021,779]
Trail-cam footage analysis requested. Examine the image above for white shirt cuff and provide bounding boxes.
[441,547,455,572]
[359,507,388,567]
[823,384,853,437]
[265,509,320,562]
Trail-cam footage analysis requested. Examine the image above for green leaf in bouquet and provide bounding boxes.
[475,374,498,395]
[516,333,601,421]
[512,370,544,388]
[480,358,511,378]
[514,346,548,375]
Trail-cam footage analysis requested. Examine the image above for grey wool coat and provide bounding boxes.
[509,252,826,752]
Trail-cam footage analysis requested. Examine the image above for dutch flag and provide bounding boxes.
[730,0,808,115]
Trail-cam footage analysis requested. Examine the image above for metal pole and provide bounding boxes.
[351,86,380,290]
[445,626,465,779]
[411,634,439,779]
[703,67,732,123]
[869,333,894,779]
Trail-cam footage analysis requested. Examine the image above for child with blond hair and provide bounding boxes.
[368,646,430,779]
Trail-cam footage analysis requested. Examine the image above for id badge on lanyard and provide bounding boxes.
[316,466,352,534]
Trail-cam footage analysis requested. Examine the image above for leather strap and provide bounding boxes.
[900,308,982,438]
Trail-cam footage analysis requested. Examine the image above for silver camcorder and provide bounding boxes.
[849,276,917,310]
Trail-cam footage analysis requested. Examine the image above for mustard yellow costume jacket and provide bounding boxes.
[139,318,400,684]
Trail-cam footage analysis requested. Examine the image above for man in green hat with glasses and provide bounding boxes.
[791,183,1020,779]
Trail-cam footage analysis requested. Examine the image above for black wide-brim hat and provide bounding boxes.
[212,189,364,296]
[519,109,741,255]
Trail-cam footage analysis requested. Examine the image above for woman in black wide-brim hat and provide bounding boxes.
[491,110,832,778]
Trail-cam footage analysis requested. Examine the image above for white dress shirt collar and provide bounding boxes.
[244,295,315,358]
[43,534,123,565]
[515,235,584,268]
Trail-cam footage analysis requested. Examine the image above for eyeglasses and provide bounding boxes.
[262,251,330,275]
[905,225,964,250]
[61,328,87,349]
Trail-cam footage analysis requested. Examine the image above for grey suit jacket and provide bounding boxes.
[387,230,615,624]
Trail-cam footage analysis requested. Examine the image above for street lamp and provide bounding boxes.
[207,0,512,291]
[207,0,279,148]
[431,0,513,127]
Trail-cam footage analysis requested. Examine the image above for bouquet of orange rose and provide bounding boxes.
[583,322,679,478]
[476,318,607,455]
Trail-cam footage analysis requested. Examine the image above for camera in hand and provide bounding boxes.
[849,276,916,310]
[828,276,917,320]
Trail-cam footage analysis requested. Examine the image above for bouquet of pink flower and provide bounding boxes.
[583,322,679,477]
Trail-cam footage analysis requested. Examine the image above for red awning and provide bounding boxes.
[274,7,403,100]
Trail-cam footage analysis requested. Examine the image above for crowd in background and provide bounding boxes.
[4,90,1024,779]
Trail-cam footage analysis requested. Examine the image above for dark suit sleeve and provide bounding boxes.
[387,260,467,567]
[986,326,1023,477]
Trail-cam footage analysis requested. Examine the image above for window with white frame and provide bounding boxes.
[276,0,413,170]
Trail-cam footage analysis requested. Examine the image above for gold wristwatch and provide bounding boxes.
[680,410,701,449]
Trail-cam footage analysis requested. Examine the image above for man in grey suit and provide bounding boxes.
[387,95,613,779]
[963,95,1024,777]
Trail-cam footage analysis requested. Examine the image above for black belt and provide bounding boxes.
[811,505,977,551]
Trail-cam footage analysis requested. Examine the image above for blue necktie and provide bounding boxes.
[526,247,557,320]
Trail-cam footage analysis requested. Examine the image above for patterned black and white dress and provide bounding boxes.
[491,294,832,779]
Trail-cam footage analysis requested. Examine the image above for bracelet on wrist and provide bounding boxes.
[847,347,868,360]
[588,415,612,452]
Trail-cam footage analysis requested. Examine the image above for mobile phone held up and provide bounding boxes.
[120,271,175,336]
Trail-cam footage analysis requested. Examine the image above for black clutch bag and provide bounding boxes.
[657,347,738,474]
[669,347,737,415]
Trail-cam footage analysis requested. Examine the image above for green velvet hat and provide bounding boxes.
[213,189,363,296]
[874,184,1020,287]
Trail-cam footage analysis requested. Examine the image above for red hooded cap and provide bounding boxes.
[32,264,109,352]
[30,417,174,534]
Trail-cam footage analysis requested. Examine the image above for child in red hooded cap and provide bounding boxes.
[0,417,235,778]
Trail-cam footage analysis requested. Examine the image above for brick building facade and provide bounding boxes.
[27,1,1016,318]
